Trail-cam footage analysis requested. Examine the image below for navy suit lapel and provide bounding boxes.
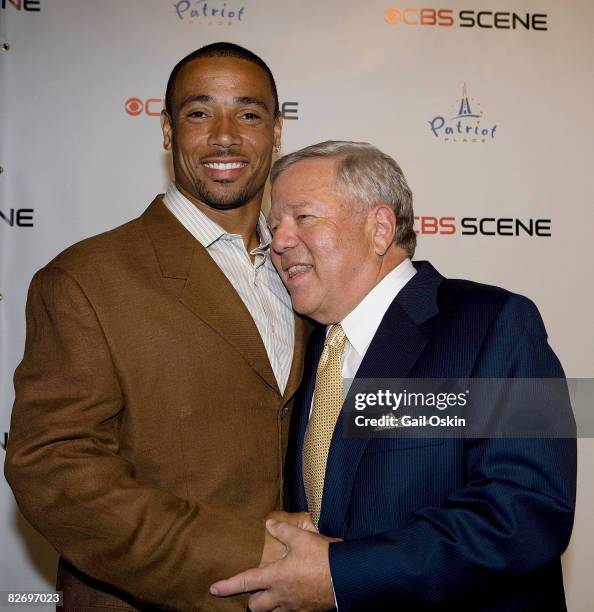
[318,261,444,536]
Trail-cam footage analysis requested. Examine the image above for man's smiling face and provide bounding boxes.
[269,157,378,324]
[162,56,281,211]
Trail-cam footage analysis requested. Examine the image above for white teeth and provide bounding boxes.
[203,162,247,170]
[287,264,312,278]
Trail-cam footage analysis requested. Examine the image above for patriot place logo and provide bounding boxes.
[428,84,497,144]
[172,1,246,25]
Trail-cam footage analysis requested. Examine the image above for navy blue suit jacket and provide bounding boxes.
[284,261,576,611]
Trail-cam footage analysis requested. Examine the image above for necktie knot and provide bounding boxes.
[326,323,347,350]
[318,324,347,371]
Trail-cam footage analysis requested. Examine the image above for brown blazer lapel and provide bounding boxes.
[283,314,311,402]
[141,196,279,393]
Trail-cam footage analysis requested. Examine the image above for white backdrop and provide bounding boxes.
[1,0,593,609]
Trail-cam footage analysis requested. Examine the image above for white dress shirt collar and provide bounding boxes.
[163,181,272,254]
[340,258,417,360]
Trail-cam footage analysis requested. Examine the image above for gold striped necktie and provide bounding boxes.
[302,323,348,526]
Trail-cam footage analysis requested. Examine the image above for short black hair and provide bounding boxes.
[165,42,279,118]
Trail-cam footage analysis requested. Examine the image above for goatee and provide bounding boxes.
[193,178,253,211]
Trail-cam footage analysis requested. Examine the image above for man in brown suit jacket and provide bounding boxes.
[4,43,309,611]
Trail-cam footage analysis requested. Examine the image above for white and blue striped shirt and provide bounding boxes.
[163,182,295,393]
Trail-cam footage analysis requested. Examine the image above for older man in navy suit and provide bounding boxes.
[211,141,576,611]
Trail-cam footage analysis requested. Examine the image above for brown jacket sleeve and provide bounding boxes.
[5,266,264,610]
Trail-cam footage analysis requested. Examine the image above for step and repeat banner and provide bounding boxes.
[1,0,593,609]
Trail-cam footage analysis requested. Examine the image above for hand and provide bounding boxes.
[211,519,341,612]
[260,511,317,566]
[267,511,317,533]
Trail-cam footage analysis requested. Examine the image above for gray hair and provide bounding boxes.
[270,141,416,258]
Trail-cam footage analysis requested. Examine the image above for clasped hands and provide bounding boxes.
[210,511,341,611]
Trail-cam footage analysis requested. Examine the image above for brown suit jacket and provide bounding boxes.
[5,197,309,611]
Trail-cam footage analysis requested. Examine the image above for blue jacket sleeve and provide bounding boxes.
[329,295,577,610]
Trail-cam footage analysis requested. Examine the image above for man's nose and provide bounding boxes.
[208,115,241,149]
[271,219,298,254]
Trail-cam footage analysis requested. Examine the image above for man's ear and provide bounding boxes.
[161,110,173,151]
[371,204,397,256]
[273,114,283,152]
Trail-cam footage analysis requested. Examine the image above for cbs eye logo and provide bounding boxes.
[125,98,162,117]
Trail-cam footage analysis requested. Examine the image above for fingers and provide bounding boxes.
[266,519,301,545]
[297,514,318,533]
[260,528,288,567]
[247,589,279,612]
[295,511,316,530]
[266,511,316,532]
[323,535,343,543]
[210,567,270,597]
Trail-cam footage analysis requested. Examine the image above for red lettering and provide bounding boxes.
[419,8,436,26]
[422,217,439,234]
[438,9,454,26]
[439,216,456,235]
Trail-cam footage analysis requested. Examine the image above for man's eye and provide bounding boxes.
[188,110,207,118]
[241,112,260,120]
[297,214,311,221]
